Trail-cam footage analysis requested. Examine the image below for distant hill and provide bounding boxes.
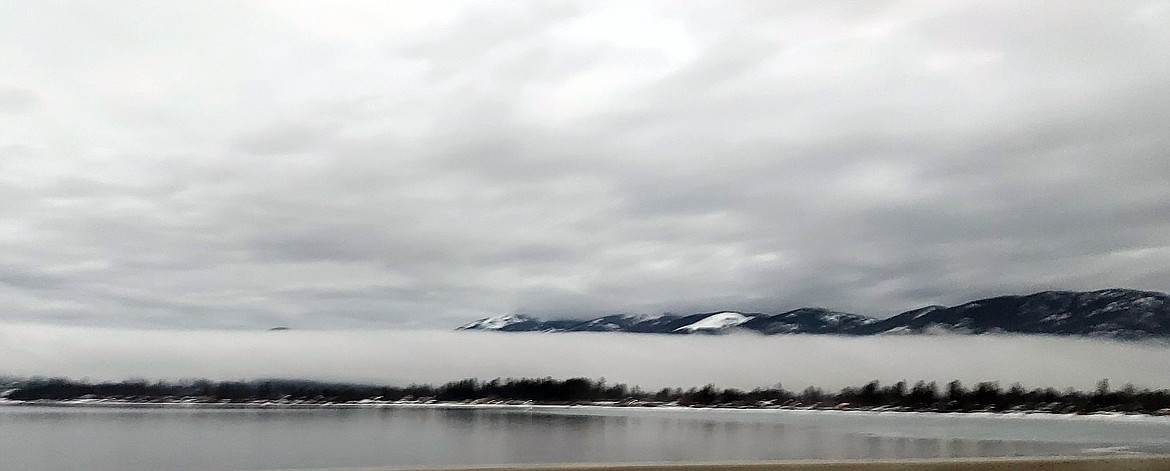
[457,289,1170,339]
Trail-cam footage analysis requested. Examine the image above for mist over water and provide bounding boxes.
[2,323,1169,390]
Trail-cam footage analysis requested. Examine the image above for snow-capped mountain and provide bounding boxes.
[740,308,878,334]
[457,308,880,336]
[456,314,533,330]
[456,315,583,332]
[456,289,1170,339]
[853,289,1170,339]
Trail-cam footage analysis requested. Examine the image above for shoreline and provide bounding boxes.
[272,456,1170,471]
[5,398,1170,423]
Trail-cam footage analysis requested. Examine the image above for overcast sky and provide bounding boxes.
[2,1,1169,329]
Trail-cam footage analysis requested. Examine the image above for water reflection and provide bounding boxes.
[0,405,1158,471]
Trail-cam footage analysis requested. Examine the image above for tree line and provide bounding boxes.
[3,376,1169,415]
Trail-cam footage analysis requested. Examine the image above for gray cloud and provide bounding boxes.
[0,1,1168,328]
[0,87,38,113]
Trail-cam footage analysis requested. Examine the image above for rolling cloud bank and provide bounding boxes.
[2,324,1169,391]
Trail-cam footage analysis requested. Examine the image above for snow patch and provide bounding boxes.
[458,315,532,330]
[674,312,752,332]
[879,326,914,335]
[1041,313,1071,323]
[912,306,941,320]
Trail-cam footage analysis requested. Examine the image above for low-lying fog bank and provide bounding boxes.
[2,324,1168,390]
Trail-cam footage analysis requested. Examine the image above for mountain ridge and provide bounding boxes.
[457,288,1170,339]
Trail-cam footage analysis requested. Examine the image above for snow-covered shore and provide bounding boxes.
[4,398,1170,424]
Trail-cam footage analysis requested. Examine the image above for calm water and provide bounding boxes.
[2,405,1169,471]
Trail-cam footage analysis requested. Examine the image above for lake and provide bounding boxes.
[2,404,1169,471]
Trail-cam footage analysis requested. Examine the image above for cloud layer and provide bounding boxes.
[3,324,1169,391]
[1,1,1169,328]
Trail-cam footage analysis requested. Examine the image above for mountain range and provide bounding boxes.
[457,289,1170,339]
